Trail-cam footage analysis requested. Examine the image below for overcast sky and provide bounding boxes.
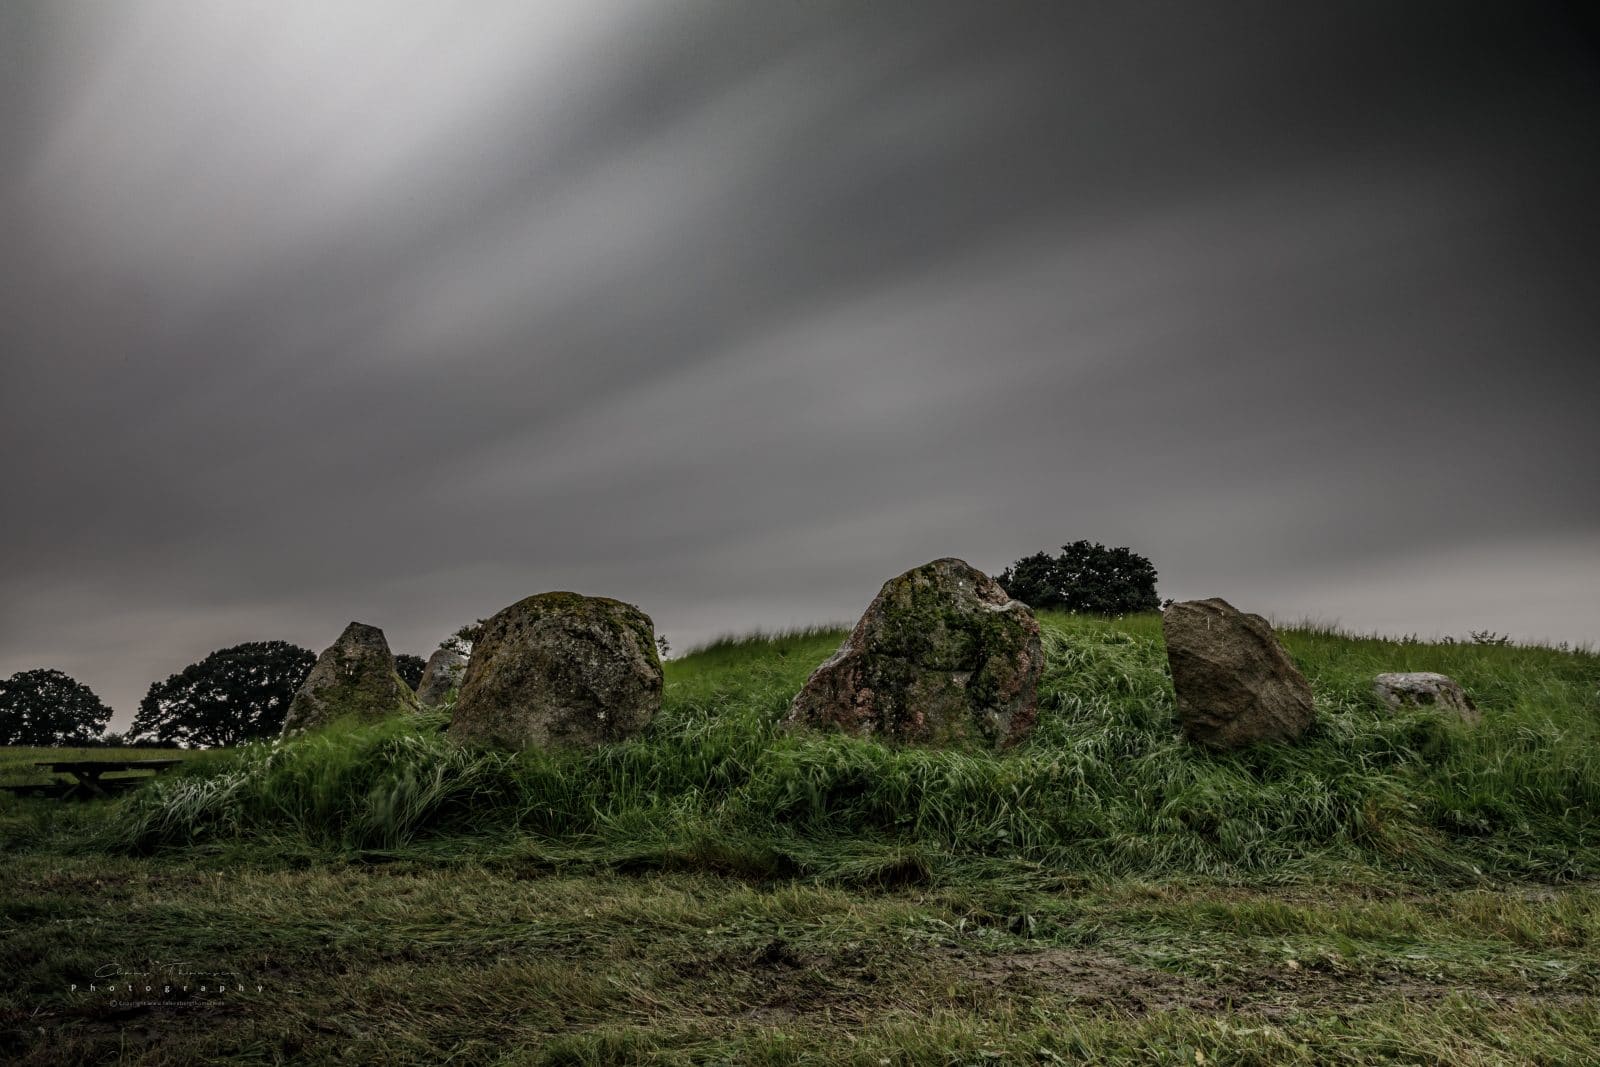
[2,1,1598,728]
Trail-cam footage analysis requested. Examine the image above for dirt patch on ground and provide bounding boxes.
[670,937,893,1025]
[961,946,1222,1013]
[953,945,1580,1018]
[662,932,1594,1027]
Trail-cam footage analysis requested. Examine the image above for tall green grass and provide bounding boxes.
[95,614,1600,882]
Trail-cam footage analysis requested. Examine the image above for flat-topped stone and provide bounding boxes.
[448,592,663,749]
[1374,671,1479,724]
[1162,598,1315,749]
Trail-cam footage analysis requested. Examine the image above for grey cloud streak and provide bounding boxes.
[2,0,1597,726]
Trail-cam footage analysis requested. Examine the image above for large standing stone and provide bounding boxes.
[416,646,469,706]
[448,592,663,749]
[281,622,421,735]
[784,558,1043,748]
[1373,672,1480,724]
[1162,598,1315,749]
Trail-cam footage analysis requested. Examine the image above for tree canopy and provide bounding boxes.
[394,654,426,690]
[0,668,115,746]
[131,641,315,747]
[998,541,1160,615]
[441,620,485,656]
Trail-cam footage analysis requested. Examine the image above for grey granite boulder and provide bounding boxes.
[784,558,1043,749]
[1373,672,1480,724]
[416,646,469,706]
[1162,598,1315,749]
[281,621,421,735]
[448,592,663,749]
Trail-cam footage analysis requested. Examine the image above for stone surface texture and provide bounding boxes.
[448,592,663,749]
[1373,671,1480,723]
[281,621,420,735]
[785,557,1043,748]
[1162,598,1315,749]
[416,647,469,706]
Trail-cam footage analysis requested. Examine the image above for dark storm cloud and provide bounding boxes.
[2,1,1597,724]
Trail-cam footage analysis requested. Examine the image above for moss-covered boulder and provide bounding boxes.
[416,646,469,706]
[280,621,421,736]
[1162,598,1315,749]
[784,558,1043,748]
[447,592,663,749]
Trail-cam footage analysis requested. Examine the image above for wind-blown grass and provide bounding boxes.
[13,615,1600,1064]
[94,614,1600,883]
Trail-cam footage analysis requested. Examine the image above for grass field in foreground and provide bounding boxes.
[1,613,1597,1064]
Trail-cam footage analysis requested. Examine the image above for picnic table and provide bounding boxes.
[2,758,183,800]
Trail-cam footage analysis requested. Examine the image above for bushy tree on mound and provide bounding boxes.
[132,641,315,747]
[0,668,114,745]
[394,654,426,691]
[998,541,1159,615]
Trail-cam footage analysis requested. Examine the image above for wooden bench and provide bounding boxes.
[2,758,183,801]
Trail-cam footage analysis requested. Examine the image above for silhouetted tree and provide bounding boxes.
[394,653,426,690]
[441,620,485,655]
[131,641,315,747]
[998,541,1160,615]
[0,669,114,746]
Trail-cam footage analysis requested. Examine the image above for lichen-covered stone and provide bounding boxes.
[784,558,1042,749]
[447,592,663,749]
[1374,672,1480,724]
[1162,598,1315,749]
[416,646,469,706]
[281,621,421,736]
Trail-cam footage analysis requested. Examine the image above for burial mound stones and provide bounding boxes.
[416,646,469,706]
[281,621,421,735]
[1373,671,1480,724]
[1162,598,1315,749]
[448,592,663,749]
[785,557,1043,748]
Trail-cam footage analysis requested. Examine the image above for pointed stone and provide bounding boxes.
[281,622,420,736]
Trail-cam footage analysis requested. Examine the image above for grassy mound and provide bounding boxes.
[95,615,1600,883]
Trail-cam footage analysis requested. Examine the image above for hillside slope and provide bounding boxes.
[3,615,1598,1064]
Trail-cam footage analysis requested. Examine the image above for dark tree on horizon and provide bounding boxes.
[0,668,114,746]
[999,541,1160,616]
[394,653,426,691]
[131,641,315,747]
